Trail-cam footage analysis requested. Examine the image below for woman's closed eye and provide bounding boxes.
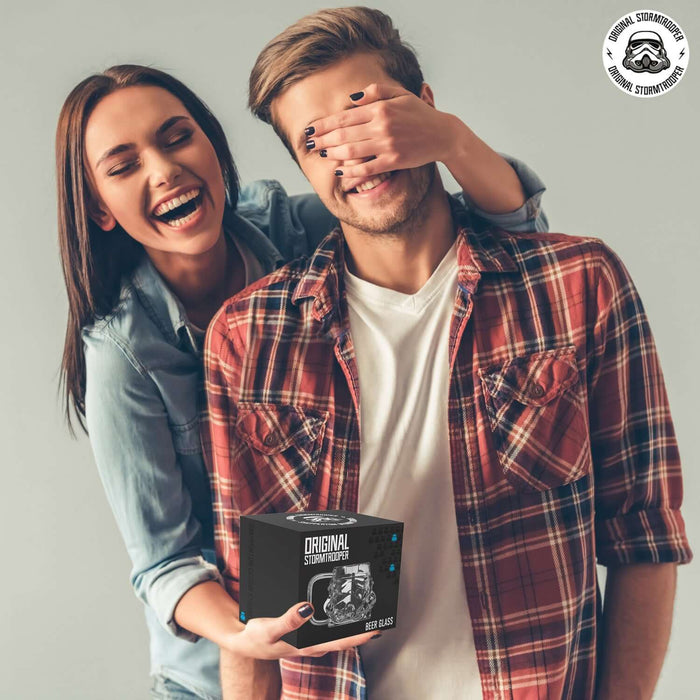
[165,129,193,148]
[107,160,138,177]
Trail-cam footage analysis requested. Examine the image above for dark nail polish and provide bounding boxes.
[319,149,327,158]
[350,91,364,101]
[371,633,382,639]
[298,604,313,618]
[306,139,315,150]
[334,169,343,176]
[304,126,315,136]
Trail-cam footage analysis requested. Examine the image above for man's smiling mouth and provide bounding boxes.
[345,171,394,194]
[152,188,203,227]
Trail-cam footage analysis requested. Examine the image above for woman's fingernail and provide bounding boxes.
[334,169,343,176]
[350,91,364,101]
[371,633,382,639]
[304,126,315,136]
[298,604,313,618]
[319,149,327,158]
[306,139,315,150]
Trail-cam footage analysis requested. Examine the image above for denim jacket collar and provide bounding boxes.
[131,209,284,353]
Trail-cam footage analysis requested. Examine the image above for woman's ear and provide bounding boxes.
[88,198,117,231]
[419,83,435,108]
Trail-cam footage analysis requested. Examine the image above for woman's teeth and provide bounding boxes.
[167,207,200,227]
[354,172,392,193]
[153,188,203,226]
[152,188,200,217]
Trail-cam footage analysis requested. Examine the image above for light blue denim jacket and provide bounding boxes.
[82,157,547,700]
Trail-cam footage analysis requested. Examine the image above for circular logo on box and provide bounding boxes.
[287,512,358,526]
[602,10,689,97]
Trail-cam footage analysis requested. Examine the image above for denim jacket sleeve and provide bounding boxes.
[236,153,547,260]
[454,152,549,233]
[237,179,336,262]
[83,329,221,642]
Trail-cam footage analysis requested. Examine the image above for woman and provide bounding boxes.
[56,64,547,699]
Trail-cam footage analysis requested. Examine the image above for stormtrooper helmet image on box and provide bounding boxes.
[307,562,377,627]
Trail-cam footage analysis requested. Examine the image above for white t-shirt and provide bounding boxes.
[346,241,483,699]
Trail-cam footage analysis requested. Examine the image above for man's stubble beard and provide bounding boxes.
[336,163,437,239]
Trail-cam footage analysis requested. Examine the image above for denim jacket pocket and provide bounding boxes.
[234,404,328,513]
[478,346,591,493]
[169,416,202,455]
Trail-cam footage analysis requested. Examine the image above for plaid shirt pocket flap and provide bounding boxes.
[478,346,591,492]
[234,404,328,513]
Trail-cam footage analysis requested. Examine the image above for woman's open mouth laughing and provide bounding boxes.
[152,187,204,228]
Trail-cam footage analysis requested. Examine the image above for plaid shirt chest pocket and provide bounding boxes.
[478,346,591,493]
[234,404,328,513]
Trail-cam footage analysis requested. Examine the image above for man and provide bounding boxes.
[204,7,691,699]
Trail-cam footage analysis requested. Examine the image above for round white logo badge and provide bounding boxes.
[286,512,358,526]
[603,10,689,97]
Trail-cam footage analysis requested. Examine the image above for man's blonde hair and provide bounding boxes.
[248,7,424,153]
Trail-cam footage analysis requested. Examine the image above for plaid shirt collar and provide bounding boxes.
[291,197,519,324]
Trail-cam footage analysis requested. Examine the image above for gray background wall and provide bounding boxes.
[1,0,697,697]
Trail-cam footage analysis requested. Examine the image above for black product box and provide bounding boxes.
[239,510,403,648]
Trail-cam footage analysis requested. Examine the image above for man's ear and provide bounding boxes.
[87,198,117,232]
[419,83,436,108]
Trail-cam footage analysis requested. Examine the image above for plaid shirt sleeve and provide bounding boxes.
[202,306,243,599]
[587,241,692,566]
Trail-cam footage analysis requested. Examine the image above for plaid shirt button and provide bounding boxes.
[530,383,545,398]
[263,433,280,448]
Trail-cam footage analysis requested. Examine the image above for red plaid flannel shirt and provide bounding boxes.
[203,203,691,699]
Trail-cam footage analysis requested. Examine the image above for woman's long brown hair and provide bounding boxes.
[56,65,239,434]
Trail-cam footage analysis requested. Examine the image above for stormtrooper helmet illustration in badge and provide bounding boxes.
[622,30,671,73]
